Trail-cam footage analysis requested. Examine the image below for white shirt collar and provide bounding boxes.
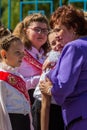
[27,46,45,60]
[0,62,18,74]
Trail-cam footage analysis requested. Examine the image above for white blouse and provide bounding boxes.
[0,63,30,130]
[34,50,60,104]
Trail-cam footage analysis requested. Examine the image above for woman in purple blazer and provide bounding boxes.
[40,5,87,130]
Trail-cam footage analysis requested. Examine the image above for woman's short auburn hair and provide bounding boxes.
[50,5,87,35]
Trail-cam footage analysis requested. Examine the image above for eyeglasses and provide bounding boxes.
[28,27,49,35]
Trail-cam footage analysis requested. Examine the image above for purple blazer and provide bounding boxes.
[48,37,87,126]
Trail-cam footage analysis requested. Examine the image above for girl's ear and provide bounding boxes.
[1,49,7,59]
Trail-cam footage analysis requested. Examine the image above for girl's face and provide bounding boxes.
[2,41,24,68]
[53,24,76,48]
[48,32,63,52]
[25,22,48,50]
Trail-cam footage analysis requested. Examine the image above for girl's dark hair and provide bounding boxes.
[50,5,87,35]
[0,35,22,59]
[0,25,11,38]
[46,30,55,52]
[0,35,22,51]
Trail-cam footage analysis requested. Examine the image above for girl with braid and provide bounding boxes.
[0,35,31,130]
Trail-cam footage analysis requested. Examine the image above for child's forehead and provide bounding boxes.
[49,31,56,36]
[29,21,48,27]
[48,32,56,41]
[9,40,24,50]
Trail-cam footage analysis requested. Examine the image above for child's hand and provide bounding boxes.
[42,58,52,71]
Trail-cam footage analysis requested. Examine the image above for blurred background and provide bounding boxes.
[0,0,87,30]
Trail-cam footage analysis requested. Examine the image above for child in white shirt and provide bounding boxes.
[0,35,30,130]
[34,31,64,130]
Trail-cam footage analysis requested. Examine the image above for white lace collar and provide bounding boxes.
[0,62,18,74]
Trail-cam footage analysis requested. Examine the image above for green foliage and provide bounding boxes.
[11,1,20,29]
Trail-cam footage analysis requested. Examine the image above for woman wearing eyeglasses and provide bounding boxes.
[13,13,49,130]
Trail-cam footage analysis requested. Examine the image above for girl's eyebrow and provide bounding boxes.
[53,28,61,32]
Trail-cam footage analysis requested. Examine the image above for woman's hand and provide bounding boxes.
[39,77,52,96]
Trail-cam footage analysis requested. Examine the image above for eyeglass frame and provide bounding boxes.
[28,27,49,35]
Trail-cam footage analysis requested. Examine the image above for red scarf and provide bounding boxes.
[0,71,30,101]
[24,49,42,74]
